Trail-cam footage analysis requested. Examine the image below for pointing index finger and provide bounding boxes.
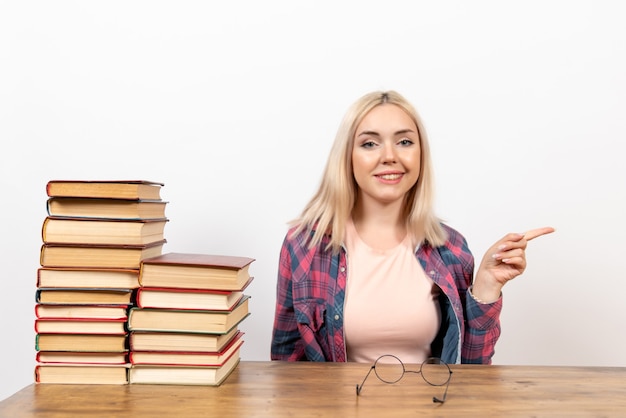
[524,227,556,241]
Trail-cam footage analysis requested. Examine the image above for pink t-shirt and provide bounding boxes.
[344,219,441,364]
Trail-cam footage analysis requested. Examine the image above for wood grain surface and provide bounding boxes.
[1,361,625,417]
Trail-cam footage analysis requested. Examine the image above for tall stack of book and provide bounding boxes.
[127,253,254,386]
[35,180,168,384]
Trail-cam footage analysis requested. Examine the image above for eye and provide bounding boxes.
[398,138,414,146]
[360,140,378,149]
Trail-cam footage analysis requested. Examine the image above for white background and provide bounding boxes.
[1,0,625,402]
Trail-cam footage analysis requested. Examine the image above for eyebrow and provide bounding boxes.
[357,128,416,137]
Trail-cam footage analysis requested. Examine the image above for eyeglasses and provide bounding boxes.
[356,355,452,403]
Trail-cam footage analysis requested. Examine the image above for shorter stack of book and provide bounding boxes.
[35,180,168,384]
[127,253,254,386]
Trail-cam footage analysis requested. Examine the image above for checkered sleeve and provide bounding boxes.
[270,233,307,361]
[463,293,502,364]
[443,225,502,364]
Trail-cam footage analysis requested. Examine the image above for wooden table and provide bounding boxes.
[2,361,626,417]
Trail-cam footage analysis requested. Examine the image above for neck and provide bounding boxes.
[351,198,406,249]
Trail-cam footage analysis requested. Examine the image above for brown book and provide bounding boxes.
[36,288,133,305]
[35,364,129,384]
[46,180,163,200]
[140,253,255,291]
[35,318,127,335]
[136,278,252,311]
[128,296,250,334]
[37,268,140,289]
[42,217,168,246]
[36,351,128,365]
[128,346,241,386]
[40,240,166,269]
[36,334,128,352]
[129,327,240,353]
[47,197,168,220]
[129,332,244,366]
[35,304,129,320]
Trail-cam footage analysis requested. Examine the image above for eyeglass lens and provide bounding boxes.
[420,357,451,387]
[372,355,405,383]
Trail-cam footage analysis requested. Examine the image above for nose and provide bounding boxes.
[382,143,397,164]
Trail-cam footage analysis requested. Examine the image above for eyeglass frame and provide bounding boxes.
[355,355,453,403]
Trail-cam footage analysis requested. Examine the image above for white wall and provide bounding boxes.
[1,0,625,401]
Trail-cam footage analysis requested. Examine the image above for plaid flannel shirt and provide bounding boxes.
[271,223,502,364]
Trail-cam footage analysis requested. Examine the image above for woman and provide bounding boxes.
[271,90,553,364]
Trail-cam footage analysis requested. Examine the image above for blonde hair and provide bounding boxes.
[290,90,447,252]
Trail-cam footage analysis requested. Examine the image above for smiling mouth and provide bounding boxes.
[377,174,402,180]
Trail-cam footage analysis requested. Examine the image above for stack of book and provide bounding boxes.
[127,253,254,386]
[35,180,168,384]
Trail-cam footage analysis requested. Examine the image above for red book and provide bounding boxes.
[128,347,241,386]
[36,351,128,365]
[136,278,252,311]
[35,334,128,352]
[129,327,240,353]
[129,332,244,366]
[139,252,255,291]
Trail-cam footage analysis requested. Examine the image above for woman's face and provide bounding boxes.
[351,103,421,207]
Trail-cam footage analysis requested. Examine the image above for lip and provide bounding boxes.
[374,171,404,182]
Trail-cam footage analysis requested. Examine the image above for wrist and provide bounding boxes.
[469,284,501,304]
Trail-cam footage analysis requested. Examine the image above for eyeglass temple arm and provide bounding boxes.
[432,371,452,403]
[355,365,376,396]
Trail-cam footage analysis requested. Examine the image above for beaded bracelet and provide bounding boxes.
[468,286,499,305]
